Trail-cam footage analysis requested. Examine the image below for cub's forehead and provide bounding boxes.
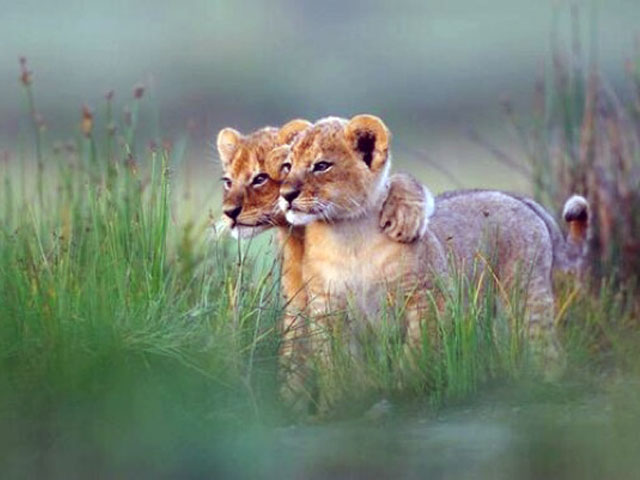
[224,147,259,179]
[224,134,278,179]
[290,119,347,162]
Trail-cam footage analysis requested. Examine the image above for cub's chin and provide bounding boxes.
[285,210,319,226]
[230,224,269,239]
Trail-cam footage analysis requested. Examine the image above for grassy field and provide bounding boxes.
[2,33,640,478]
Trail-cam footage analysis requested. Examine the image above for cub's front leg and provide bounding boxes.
[380,173,434,243]
[276,228,313,415]
[278,298,312,416]
[397,233,450,384]
[304,284,345,418]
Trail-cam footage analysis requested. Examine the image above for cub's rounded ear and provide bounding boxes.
[344,114,390,171]
[266,144,292,179]
[278,119,311,145]
[216,127,241,163]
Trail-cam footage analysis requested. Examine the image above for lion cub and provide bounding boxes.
[280,114,589,378]
[279,115,448,354]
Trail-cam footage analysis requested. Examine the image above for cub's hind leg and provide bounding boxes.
[524,273,566,380]
[302,290,344,418]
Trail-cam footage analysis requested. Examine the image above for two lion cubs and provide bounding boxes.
[217,114,590,409]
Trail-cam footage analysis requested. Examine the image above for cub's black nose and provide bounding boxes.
[224,206,242,221]
[282,189,300,204]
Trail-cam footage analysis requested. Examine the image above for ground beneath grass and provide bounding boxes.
[4,375,640,479]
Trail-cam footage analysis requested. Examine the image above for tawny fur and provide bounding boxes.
[280,116,448,397]
[217,120,312,409]
[379,173,434,242]
[281,115,585,387]
[217,119,435,412]
[434,190,591,275]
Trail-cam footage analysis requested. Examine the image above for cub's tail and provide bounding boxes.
[561,195,590,273]
[516,194,590,274]
[562,195,590,247]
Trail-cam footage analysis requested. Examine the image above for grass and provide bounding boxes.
[497,6,640,285]
[2,19,640,476]
[2,66,287,474]
[494,7,640,374]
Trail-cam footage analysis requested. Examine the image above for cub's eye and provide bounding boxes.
[312,161,333,173]
[280,162,291,175]
[221,177,232,190]
[252,173,269,187]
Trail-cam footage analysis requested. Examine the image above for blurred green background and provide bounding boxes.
[2,0,638,191]
[3,3,640,478]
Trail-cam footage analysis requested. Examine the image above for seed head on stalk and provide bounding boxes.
[18,56,43,209]
[133,84,145,100]
[81,104,93,137]
[19,56,32,87]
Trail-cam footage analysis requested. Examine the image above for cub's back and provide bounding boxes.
[429,190,553,277]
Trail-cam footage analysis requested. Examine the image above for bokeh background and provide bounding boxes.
[2,0,639,194]
[3,2,640,478]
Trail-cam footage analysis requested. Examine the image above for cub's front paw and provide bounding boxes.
[380,173,434,243]
[379,198,425,243]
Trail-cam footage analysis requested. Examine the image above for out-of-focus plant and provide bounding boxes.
[503,7,640,286]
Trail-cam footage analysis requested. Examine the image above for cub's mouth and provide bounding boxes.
[221,214,270,228]
[283,208,320,226]
[278,198,321,226]
[220,216,272,239]
[229,222,270,239]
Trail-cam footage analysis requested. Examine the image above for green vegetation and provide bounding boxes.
[496,8,640,369]
[0,67,535,424]
[500,6,640,284]
[2,22,640,477]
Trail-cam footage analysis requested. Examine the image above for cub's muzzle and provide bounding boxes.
[223,205,242,221]
[280,188,300,207]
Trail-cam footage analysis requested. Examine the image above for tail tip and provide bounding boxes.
[563,195,589,223]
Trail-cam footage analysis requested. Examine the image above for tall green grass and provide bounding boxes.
[1,59,537,422]
[2,65,289,474]
[487,7,640,370]
[288,265,534,417]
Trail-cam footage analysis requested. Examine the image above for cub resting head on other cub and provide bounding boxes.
[218,120,431,243]
[216,118,433,412]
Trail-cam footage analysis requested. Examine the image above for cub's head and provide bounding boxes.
[279,114,391,225]
[217,119,311,238]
